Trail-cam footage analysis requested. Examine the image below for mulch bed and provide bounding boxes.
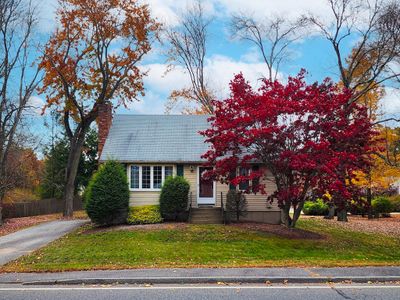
[83,221,325,240]
[232,222,325,240]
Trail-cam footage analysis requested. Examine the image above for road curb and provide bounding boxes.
[18,276,400,285]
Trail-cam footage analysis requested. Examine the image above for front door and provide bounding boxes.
[197,167,215,205]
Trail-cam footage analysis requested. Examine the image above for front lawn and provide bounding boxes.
[2,218,400,272]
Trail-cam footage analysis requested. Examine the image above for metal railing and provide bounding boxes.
[220,191,226,224]
[187,191,193,222]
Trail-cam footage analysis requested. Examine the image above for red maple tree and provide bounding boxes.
[201,71,375,227]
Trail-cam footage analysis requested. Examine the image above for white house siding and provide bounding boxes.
[129,191,159,207]
[246,167,280,212]
[183,165,198,208]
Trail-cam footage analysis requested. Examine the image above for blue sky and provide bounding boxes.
[28,0,400,145]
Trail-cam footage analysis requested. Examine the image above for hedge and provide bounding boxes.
[127,205,163,225]
[372,196,393,216]
[159,176,190,221]
[302,199,329,216]
[389,195,400,212]
[85,160,130,226]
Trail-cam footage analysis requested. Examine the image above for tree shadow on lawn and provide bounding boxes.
[232,222,325,240]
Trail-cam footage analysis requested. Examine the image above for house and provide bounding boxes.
[98,103,281,224]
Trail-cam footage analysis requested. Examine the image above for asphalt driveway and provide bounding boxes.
[0,220,87,266]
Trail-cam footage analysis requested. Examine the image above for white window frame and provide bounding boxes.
[128,165,176,191]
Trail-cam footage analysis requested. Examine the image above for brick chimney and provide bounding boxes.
[97,101,112,157]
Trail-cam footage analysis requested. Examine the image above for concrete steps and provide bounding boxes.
[190,207,223,224]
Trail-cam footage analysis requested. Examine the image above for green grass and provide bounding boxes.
[3,218,400,272]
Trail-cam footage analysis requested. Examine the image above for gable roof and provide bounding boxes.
[99,114,212,163]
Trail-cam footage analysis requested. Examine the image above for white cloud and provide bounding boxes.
[34,0,58,33]
[140,63,190,94]
[122,90,166,114]
[145,0,332,26]
[27,95,46,115]
[144,0,216,27]
[204,54,272,97]
[380,87,400,116]
[214,0,331,22]
[33,0,335,33]
[141,54,272,99]
[131,52,280,113]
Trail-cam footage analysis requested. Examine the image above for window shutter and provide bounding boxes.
[177,164,184,177]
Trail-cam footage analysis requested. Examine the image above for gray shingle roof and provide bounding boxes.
[99,114,212,163]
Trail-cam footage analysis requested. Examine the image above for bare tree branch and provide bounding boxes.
[230,14,307,81]
[0,0,41,224]
[308,0,400,103]
[165,0,213,114]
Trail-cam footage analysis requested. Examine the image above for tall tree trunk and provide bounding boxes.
[63,134,85,218]
[336,169,348,222]
[0,192,3,226]
[367,186,373,219]
[366,168,373,219]
[281,200,292,227]
[0,169,5,225]
[290,201,305,228]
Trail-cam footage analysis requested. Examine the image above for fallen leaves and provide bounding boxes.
[319,214,400,236]
[0,215,58,237]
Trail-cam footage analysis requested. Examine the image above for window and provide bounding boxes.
[142,166,151,189]
[130,166,139,189]
[238,167,249,191]
[165,166,173,179]
[129,165,174,190]
[153,166,162,189]
[231,165,260,192]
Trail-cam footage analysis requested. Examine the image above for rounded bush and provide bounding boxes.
[372,196,393,216]
[302,199,329,216]
[85,160,129,225]
[159,176,190,221]
[127,205,163,225]
[349,199,368,215]
[389,195,400,212]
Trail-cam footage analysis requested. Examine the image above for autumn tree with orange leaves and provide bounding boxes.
[39,0,160,217]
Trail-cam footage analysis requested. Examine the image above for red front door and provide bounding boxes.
[198,167,215,204]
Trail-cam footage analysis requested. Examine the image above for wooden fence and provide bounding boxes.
[2,197,83,219]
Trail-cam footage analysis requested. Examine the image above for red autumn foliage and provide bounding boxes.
[201,70,375,227]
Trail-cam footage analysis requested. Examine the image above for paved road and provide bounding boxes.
[0,284,399,300]
[0,220,87,265]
